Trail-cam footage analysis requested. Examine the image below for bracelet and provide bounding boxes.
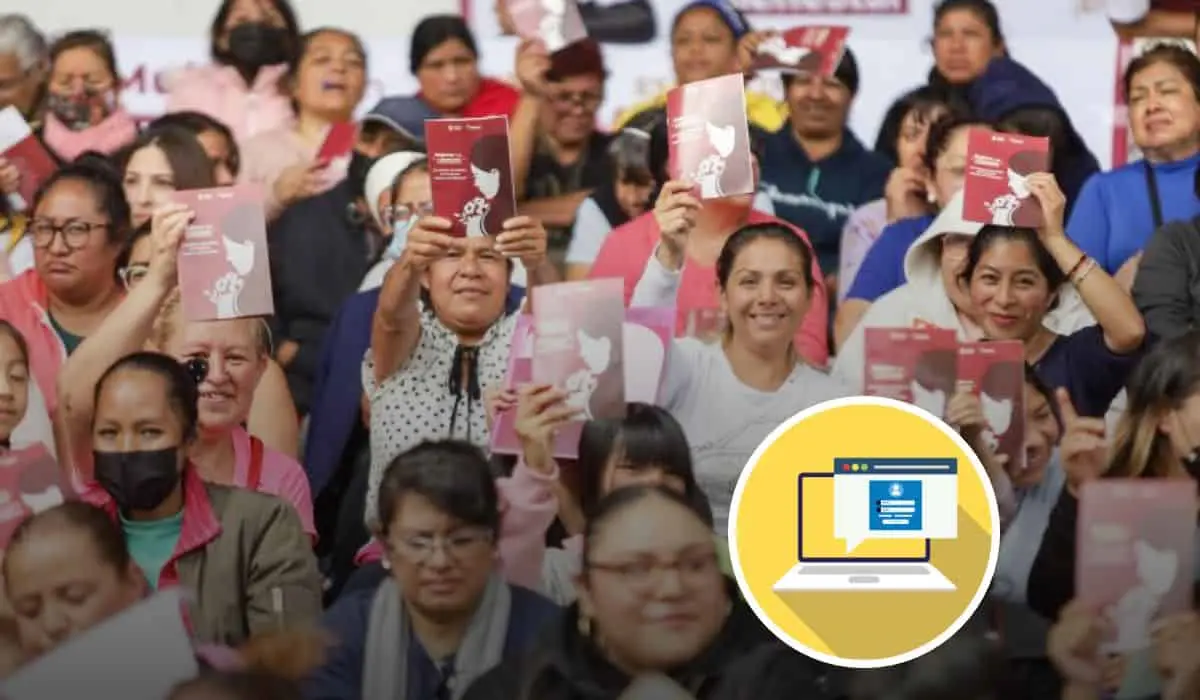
[1065,252,1089,280]
[1071,258,1097,286]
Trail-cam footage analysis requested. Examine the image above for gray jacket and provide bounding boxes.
[1132,217,1200,340]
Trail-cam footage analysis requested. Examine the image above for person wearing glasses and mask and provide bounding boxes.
[307,440,558,700]
[56,205,315,537]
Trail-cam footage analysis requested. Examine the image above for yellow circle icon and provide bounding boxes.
[728,396,1000,669]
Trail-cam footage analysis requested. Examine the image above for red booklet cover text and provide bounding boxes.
[0,444,74,548]
[751,26,850,76]
[531,279,626,458]
[0,106,58,213]
[492,306,672,458]
[962,127,1050,227]
[957,340,1024,473]
[684,308,726,343]
[863,327,958,419]
[426,116,517,238]
[507,0,588,52]
[173,185,274,322]
[1078,479,1196,698]
[316,122,357,167]
[666,74,755,200]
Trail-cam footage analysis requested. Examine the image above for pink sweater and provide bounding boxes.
[164,63,292,144]
[588,209,830,367]
[229,427,316,538]
[239,124,348,220]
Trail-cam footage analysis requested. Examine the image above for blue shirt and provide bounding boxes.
[759,128,891,276]
[1067,152,1200,274]
[121,511,183,589]
[1032,325,1144,418]
[844,214,934,302]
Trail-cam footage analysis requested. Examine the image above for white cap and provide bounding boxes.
[364,151,427,230]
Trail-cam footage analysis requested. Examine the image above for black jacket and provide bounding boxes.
[1133,216,1200,340]
[268,181,378,415]
[461,587,841,700]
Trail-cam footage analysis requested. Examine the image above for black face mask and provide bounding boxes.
[223,22,291,77]
[347,150,376,203]
[93,448,182,512]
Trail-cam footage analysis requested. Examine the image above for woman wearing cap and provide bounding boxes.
[163,0,301,144]
[410,15,520,119]
[239,28,369,222]
[611,1,785,134]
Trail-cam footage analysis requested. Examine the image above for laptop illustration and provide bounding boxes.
[774,464,957,592]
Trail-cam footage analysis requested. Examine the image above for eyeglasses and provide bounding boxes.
[549,90,603,111]
[390,528,493,562]
[586,550,719,593]
[119,263,149,289]
[30,220,108,250]
[381,201,433,230]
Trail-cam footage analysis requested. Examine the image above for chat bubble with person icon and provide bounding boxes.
[832,459,959,552]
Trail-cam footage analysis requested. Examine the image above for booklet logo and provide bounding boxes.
[734,0,907,15]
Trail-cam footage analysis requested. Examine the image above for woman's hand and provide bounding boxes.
[273,161,325,207]
[1153,611,1200,700]
[494,0,517,35]
[402,216,457,270]
[0,157,19,197]
[945,390,986,441]
[1114,252,1142,292]
[1048,599,1108,687]
[735,30,776,74]
[1056,388,1108,494]
[884,166,929,222]
[514,383,580,475]
[497,215,548,270]
[146,203,193,290]
[1026,172,1067,241]
[653,180,701,271]
[484,386,517,432]
[514,38,550,97]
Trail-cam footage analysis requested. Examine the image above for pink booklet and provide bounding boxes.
[666,73,754,200]
[751,26,850,76]
[491,306,672,458]
[957,340,1025,473]
[863,327,958,419]
[1077,479,1196,698]
[962,127,1050,228]
[507,0,588,52]
[0,444,74,549]
[0,106,57,213]
[425,116,516,238]
[173,185,273,321]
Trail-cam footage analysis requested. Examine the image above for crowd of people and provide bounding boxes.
[0,0,1196,697]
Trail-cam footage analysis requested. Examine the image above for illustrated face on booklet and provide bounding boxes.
[506,0,588,52]
[751,26,850,77]
[172,184,274,322]
[961,127,1050,228]
[863,327,958,419]
[425,115,517,238]
[666,73,755,200]
[957,340,1024,473]
[0,443,73,550]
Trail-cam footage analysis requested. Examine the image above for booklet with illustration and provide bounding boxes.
[1077,479,1197,700]
[507,0,588,52]
[751,26,850,76]
[863,327,958,419]
[957,340,1025,474]
[173,185,273,322]
[425,116,516,238]
[962,127,1050,228]
[666,73,754,201]
[316,122,357,167]
[0,106,58,213]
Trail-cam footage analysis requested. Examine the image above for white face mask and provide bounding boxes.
[911,381,947,418]
[981,393,1013,436]
[385,217,416,261]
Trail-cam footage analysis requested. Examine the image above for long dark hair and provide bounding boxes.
[116,126,216,192]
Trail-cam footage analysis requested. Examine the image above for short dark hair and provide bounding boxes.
[922,114,991,175]
[32,156,131,246]
[94,352,200,442]
[874,85,972,165]
[962,225,1066,295]
[581,485,711,573]
[49,29,118,80]
[116,126,217,192]
[208,0,300,64]
[376,440,500,536]
[409,15,478,75]
[146,111,240,177]
[1123,42,1200,103]
[3,502,133,588]
[932,0,1005,47]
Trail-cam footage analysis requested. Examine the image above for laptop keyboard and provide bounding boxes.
[797,565,929,575]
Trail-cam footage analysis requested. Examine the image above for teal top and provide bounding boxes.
[121,511,183,589]
[47,313,83,355]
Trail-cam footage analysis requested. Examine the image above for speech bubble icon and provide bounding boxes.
[844,536,866,554]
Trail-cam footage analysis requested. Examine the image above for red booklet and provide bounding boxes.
[666,74,755,200]
[1078,479,1196,697]
[316,122,357,167]
[491,306,672,457]
[0,444,74,548]
[957,340,1025,473]
[863,327,958,418]
[173,185,274,322]
[531,279,626,458]
[506,0,588,52]
[751,26,850,76]
[0,106,58,213]
[425,116,517,238]
[962,127,1050,227]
